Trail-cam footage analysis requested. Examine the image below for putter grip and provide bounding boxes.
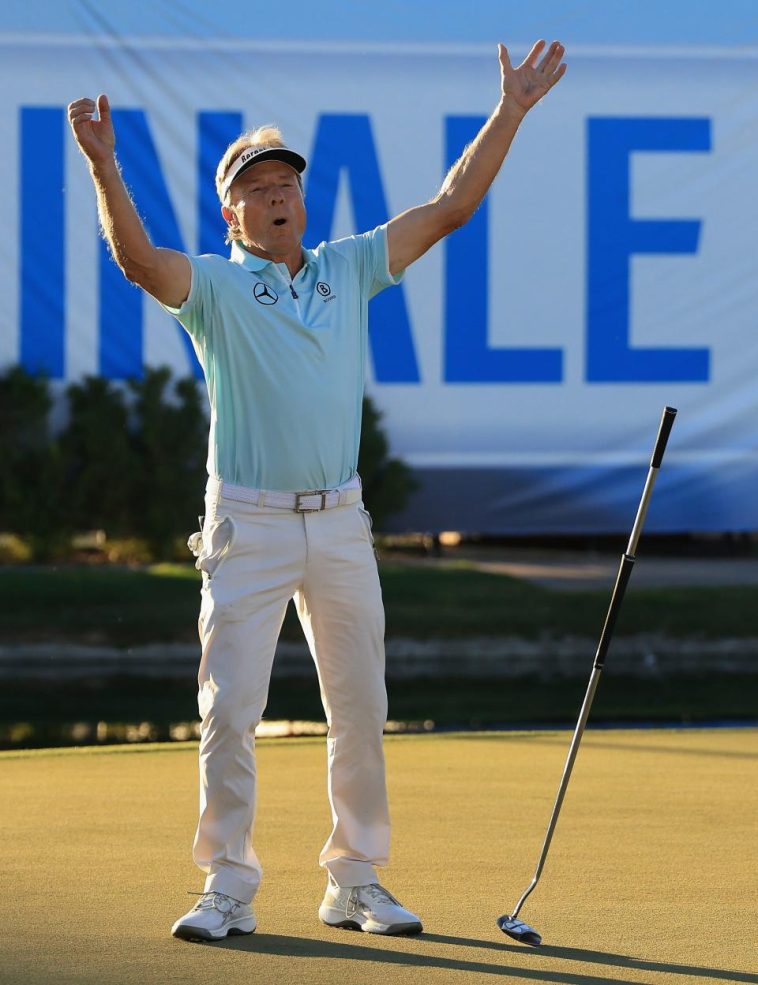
[651,406,677,469]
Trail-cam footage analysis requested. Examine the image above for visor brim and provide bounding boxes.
[222,147,307,199]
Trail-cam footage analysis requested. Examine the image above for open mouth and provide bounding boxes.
[273,217,287,226]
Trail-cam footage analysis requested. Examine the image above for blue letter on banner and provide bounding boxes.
[20,107,65,377]
[587,117,711,382]
[444,116,563,383]
[99,109,201,379]
[198,111,243,256]
[305,114,420,383]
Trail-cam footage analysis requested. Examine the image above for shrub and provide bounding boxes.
[127,368,208,559]
[0,367,415,558]
[359,396,418,529]
[0,533,33,563]
[0,367,63,551]
[60,376,137,536]
[103,537,153,565]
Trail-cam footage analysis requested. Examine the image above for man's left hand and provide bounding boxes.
[499,40,567,116]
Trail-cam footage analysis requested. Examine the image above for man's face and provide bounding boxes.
[222,159,306,261]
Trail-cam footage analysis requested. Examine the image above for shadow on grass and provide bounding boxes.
[198,931,757,983]
[207,931,629,983]
[524,734,758,761]
[428,936,758,984]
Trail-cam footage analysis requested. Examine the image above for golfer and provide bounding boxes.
[68,39,566,943]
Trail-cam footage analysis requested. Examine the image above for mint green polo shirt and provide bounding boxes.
[162,223,402,491]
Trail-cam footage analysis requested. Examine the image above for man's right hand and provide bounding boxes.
[68,94,116,167]
[66,91,191,309]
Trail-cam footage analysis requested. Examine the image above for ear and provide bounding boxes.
[221,204,238,234]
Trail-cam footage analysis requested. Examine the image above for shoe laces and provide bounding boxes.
[345,888,359,919]
[345,882,400,917]
[188,891,238,915]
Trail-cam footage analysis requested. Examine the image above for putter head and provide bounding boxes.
[497,915,542,946]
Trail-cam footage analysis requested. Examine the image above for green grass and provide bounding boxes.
[1,564,201,644]
[1,732,755,985]
[4,563,755,748]
[2,561,758,645]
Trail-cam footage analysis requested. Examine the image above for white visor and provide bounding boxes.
[221,145,306,200]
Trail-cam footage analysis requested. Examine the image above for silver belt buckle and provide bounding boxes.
[295,490,328,512]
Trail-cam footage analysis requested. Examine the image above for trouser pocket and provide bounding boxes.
[358,505,379,559]
[188,515,236,579]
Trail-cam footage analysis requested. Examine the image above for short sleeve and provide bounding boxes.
[159,254,216,342]
[328,223,404,300]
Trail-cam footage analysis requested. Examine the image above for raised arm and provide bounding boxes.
[68,94,191,309]
[386,40,566,276]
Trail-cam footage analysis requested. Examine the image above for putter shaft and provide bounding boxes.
[501,406,677,934]
[510,667,602,920]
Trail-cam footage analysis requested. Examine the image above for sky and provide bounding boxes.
[3,0,758,46]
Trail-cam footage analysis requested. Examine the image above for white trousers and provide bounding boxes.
[191,486,389,904]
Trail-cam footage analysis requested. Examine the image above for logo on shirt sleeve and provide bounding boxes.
[253,282,279,305]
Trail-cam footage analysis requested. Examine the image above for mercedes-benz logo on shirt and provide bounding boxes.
[253,282,278,305]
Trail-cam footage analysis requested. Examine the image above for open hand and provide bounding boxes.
[67,94,115,165]
[499,41,566,115]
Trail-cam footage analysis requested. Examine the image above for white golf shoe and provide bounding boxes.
[171,891,256,942]
[319,880,423,935]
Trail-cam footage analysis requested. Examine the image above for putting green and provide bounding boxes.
[1,730,755,985]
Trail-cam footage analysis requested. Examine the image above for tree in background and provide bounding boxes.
[61,376,136,537]
[0,367,416,558]
[359,396,417,529]
[127,368,208,559]
[0,367,62,551]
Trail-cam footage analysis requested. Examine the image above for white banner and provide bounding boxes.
[2,36,757,531]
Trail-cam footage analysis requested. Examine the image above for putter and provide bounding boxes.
[497,405,678,947]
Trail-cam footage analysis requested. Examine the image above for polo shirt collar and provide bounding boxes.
[230,240,311,273]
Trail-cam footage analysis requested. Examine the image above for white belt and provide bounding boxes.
[207,475,361,512]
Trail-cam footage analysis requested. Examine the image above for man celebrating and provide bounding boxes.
[68,40,566,943]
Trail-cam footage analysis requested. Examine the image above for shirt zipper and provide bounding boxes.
[267,262,302,310]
